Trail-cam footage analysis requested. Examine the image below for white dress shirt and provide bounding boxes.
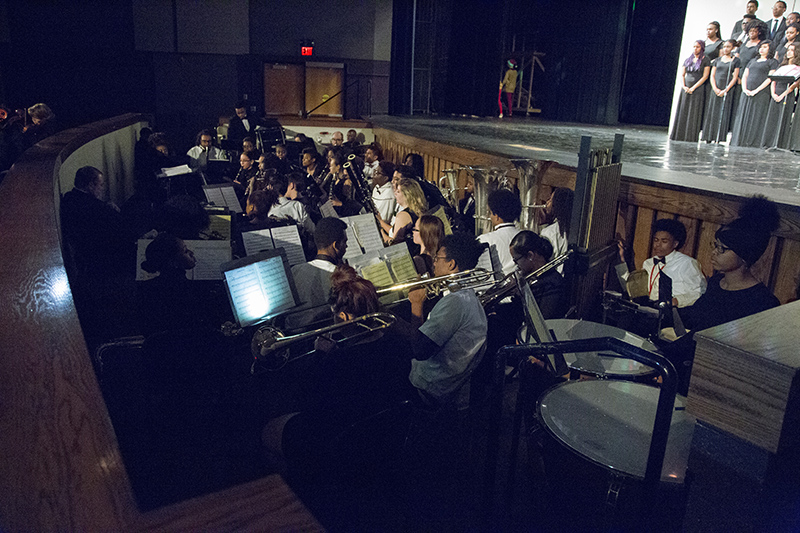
[540,220,568,273]
[268,196,315,234]
[373,182,396,222]
[477,223,520,275]
[617,249,706,307]
[186,145,225,171]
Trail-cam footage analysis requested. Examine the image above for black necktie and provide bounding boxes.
[654,257,666,265]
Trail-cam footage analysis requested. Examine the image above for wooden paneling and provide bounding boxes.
[306,64,343,117]
[0,116,322,531]
[264,63,304,116]
[376,127,800,303]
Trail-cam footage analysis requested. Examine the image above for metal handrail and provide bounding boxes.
[305,79,361,118]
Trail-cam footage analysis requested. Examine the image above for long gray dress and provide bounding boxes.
[761,79,796,148]
[731,58,780,147]
[703,57,741,142]
[670,56,711,142]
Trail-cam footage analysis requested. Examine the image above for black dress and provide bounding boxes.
[670,56,711,142]
[679,273,779,332]
[731,41,762,128]
[705,39,723,61]
[731,58,780,147]
[703,57,741,142]
[761,79,796,148]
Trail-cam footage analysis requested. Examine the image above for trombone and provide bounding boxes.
[376,268,499,299]
[479,250,573,309]
[252,312,396,373]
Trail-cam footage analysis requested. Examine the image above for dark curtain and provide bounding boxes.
[390,0,414,115]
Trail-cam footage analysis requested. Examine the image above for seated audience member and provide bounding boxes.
[186,129,225,173]
[291,218,349,309]
[363,142,382,180]
[478,189,522,275]
[262,265,412,483]
[372,160,396,222]
[510,231,569,319]
[227,102,260,147]
[380,178,428,256]
[154,194,210,240]
[268,173,315,234]
[61,166,134,278]
[403,232,489,406]
[413,215,446,277]
[680,196,780,332]
[540,187,573,272]
[137,233,201,335]
[22,103,57,148]
[616,219,707,308]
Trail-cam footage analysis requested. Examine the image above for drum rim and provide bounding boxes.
[535,379,687,484]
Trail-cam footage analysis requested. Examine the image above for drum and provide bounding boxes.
[517,319,658,381]
[535,380,695,531]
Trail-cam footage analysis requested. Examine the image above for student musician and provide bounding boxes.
[510,231,569,319]
[267,173,315,234]
[478,189,522,275]
[617,219,706,308]
[291,218,348,310]
[403,232,488,407]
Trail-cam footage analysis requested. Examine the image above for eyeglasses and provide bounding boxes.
[511,254,526,265]
[433,253,448,263]
[412,228,420,233]
[711,242,731,254]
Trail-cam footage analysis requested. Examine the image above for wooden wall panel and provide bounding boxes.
[772,239,800,302]
[696,220,721,279]
[632,207,655,269]
[750,235,778,286]
[678,215,700,257]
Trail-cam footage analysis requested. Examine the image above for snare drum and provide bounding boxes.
[536,380,695,530]
[517,319,658,381]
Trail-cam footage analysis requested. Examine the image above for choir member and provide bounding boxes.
[670,40,711,142]
[762,41,800,148]
[705,21,723,60]
[731,40,779,147]
[703,40,741,143]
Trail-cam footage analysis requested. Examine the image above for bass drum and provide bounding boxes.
[518,319,659,381]
[535,380,695,531]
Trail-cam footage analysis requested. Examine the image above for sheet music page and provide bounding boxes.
[185,240,231,280]
[346,247,381,274]
[253,256,296,313]
[221,187,242,213]
[360,262,395,289]
[319,199,338,218]
[242,229,275,256]
[270,225,306,266]
[135,239,159,281]
[430,206,453,235]
[343,225,362,259]
[471,247,498,292]
[349,213,384,252]
[384,243,418,283]
[206,214,231,241]
[159,164,192,177]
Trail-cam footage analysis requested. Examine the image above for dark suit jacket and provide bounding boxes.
[767,17,787,43]
[731,17,765,40]
[227,115,260,145]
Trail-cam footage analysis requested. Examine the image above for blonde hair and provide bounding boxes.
[397,178,428,218]
[27,103,54,121]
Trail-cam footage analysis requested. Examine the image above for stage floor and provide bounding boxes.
[371,115,800,206]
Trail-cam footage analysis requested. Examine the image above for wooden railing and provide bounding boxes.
[375,127,800,304]
[0,115,321,531]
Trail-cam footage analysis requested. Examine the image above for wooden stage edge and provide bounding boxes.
[370,125,800,304]
[0,114,323,532]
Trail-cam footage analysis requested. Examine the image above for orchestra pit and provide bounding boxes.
[2,1,800,531]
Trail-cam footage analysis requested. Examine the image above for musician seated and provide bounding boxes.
[186,129,225,173]
[403,232,488,407]
[291,218,349,311]
[301,147,325,184]
[363,143,383,181]
[412,215,446,277]
[616,219,706,309]
[539,187,573,273]
[380,178,427,256]
[262,265,412,484]
[372,160,396,222]
[330,178,365,217]
[510,231,569,319]
[393,164,448,212]
[242,189,279,231]
[478,189,522,275]
[268,173,315,234]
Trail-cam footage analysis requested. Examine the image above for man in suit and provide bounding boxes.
[227,102,261,148]
[768,1,788,42]
[731,1,763,40]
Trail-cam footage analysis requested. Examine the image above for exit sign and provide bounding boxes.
[301,46,313,56]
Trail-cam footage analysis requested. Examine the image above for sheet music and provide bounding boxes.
[253,257,296,313]
[346,213,384,253]
[159,164,192,177]
[429,206,453,235]
[319,199,338,218]
[206,214,231,241]
[360,262,395,288]
[343,225,362,259]
[225,255,295,326]
[476,247,495,273]
[242,229,275,256]
[384,243,418,283]
[135,239,159,281]
[269,225,306,266]
[185,240,231,280]
[204,185,242,213]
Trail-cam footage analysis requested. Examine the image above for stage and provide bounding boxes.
[370,115,800,206]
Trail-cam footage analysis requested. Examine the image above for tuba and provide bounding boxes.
[510,158,546,232]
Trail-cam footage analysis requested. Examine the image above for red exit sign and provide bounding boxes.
[301,46,313,56]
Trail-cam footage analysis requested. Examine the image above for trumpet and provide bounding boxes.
[376,268,499,298]
[252,312,396,372]
[479,250,573,309]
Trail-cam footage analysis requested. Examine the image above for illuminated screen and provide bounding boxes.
[222,250,299,328]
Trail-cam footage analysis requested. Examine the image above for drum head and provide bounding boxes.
[537,380,695,483]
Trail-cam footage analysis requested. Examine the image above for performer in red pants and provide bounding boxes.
[499,59,518,118]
